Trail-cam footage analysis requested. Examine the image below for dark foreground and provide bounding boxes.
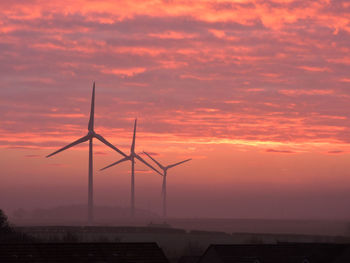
[2,242,350,263]
[10,225,350,262]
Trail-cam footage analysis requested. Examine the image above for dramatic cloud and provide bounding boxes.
[1,0,350,150]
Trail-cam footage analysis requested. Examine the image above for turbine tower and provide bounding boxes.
[143,152,191,218]
[100,119,162,217]
[46,82,126,225]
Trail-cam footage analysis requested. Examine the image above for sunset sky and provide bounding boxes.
[1,0,350,219]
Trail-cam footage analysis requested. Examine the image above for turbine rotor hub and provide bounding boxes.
[88,130,95,136]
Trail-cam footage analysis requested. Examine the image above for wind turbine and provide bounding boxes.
[100,119,162,217]
[46,82,126,225]
[143,152,191,218]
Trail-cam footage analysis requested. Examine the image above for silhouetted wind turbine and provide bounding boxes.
[46,82,126,225]
[100,119,162,217]
[143,152,191,218]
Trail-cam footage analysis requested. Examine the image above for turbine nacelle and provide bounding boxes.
[88,130,96,137]
[143,151,191,175]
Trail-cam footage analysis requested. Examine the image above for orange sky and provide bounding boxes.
[1,0,350,219]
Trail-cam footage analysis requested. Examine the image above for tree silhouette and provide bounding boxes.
[0,209,13,234]
[0,209,37,243]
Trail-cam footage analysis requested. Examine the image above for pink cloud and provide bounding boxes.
[298,66,331,72]
[265,149,296,154]
[95,151,108,155]
[24,154,41,158]
[327,150,345,154]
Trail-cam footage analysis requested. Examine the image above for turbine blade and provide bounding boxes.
[46,134,90,158]
[135,154,162,176]
[143,151,163,169]
[167,158,192,169]
[131,118,137,153]
[100,157,129,171]
[88,82,95,131]
[94,134,127,157]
